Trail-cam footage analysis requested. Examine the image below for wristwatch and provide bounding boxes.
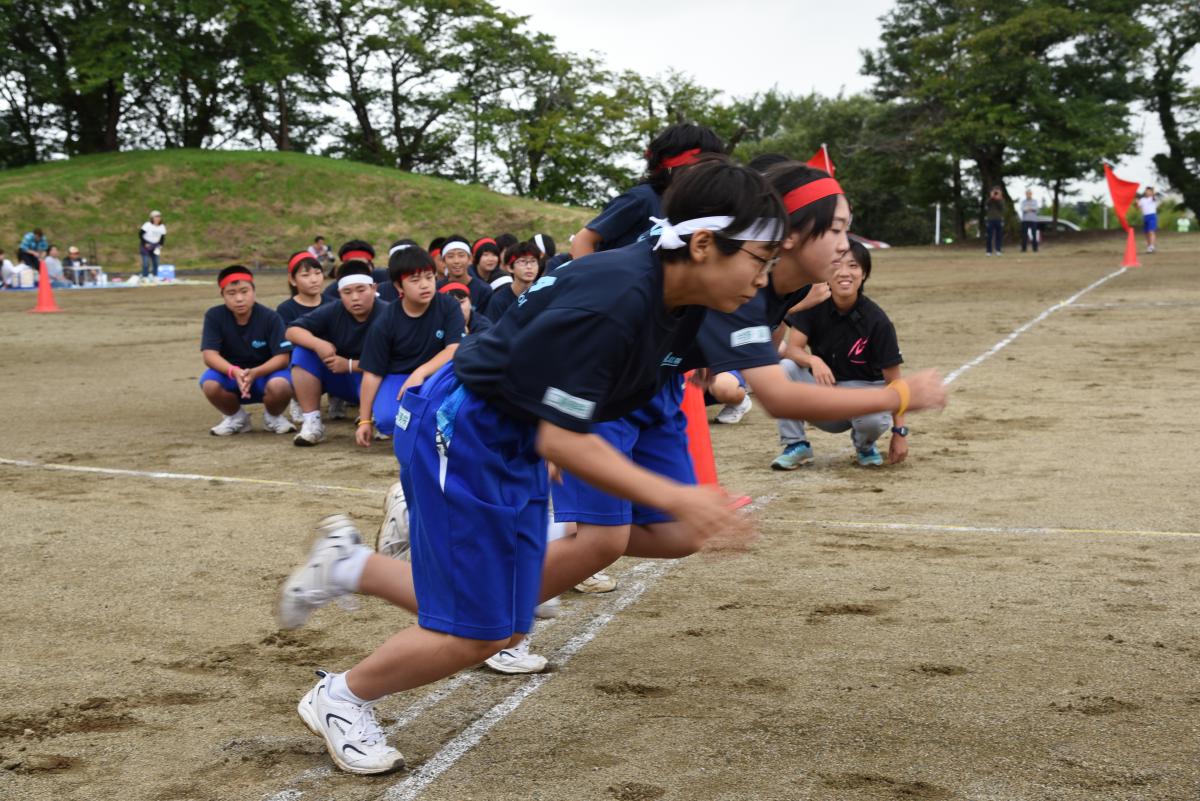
[891,426,909,437]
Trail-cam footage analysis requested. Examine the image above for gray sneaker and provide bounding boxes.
[277,514,365,629]
[771,441,814,471]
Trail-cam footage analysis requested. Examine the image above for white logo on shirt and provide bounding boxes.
[542,387,595,420]
[730,326,770,347]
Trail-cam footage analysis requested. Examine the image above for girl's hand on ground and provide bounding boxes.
[888,434,908,464]
[665,485,758,555]
[810,356,836,386]
[905,369,948,412]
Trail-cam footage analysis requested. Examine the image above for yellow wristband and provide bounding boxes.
[356,418,374,428]
[888,379,910,418]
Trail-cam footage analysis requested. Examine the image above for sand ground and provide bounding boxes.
[1,235,1198,801]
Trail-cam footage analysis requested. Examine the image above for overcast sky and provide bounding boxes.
[500,0,1192,202]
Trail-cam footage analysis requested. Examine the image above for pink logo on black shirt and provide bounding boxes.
[848,337,868,364]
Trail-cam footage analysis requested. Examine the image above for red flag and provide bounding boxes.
[1104,163,1139,233]
[806,144,835,176]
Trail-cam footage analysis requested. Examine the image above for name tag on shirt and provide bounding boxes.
[542,387,596,421]
[730,326,770,348]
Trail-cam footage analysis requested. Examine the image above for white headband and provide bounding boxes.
[338,273,374,290]
[442,241,470,257]
[648,216,783,251]
[534,233,547,254]
[388,243,412,258]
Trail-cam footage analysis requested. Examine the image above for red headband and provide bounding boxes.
[471,238,497,257]
[659,148,702,170]
[340,249,373,264]
[783,178,844,214]
[439,281,469,295]
[430,248,442,259]
[288,253,317,274]
[219,272,253,289]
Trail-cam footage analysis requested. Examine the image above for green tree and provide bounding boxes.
[1144,3,1200,213]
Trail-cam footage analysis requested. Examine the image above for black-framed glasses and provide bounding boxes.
[739,247,781,276]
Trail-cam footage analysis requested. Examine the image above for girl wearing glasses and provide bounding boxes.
[482,240,544,321]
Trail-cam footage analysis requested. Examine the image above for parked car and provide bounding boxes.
[850,233,891,249]
[1034,216,1081,233]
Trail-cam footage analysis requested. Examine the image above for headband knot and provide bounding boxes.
[648,216,784,251]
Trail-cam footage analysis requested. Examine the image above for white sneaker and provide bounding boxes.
[715,395,752,424]
[294,416,326,446]
[297,671,405,775]
[210,409,250,436]
[277,514,364,629]
[263,410,297,434]
[288,399,304,425]
[485,637,548,674]
[327,396,348,420]
[574,571,617,594]
[534,596,561,619]
[375,481,409,559]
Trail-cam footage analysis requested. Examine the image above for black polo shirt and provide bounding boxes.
[454,239,707,433]
[200,303,291,368]
[785,294,902,383]
[276,296,332,326]
[587,183,662,251]
[695,277,812,372]
[289,299,388,360]
[359,294,465,376]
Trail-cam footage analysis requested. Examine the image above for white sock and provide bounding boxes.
[329,544,371,592]
[328,671,368,705]
[547,520,569,543]
[303,410,321,424]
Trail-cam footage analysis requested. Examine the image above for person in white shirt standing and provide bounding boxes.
[139,210,167,277]
[1137,187,1159,254]
[1019,190,1040,253]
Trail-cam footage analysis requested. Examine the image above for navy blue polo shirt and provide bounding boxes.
[695,278,812,373]
[438,276,492,316]
[201,303,291,368]
[276,295,332,326]
[484,283,521,321]
[467,310,493,336]
[359,294,465,376]
[587,183,662,251]
[786,295,903,382]
[289,299,388,360]
[454,239,707,433]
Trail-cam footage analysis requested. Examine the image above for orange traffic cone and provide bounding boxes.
[1121,229,1141,268]
[682,374,751,509]
[29,260,63,313]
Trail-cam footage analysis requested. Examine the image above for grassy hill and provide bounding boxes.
[0,150,593,273]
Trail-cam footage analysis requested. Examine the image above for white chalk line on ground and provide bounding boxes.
[772,518,1200,540]
[0,457,384,495]
[942,267,1126,385]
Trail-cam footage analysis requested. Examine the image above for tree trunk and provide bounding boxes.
[1152,44,1200,214]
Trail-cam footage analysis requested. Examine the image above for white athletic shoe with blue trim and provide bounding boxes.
[297,670,405,775]
[485,637,548,674]
[375,482,409,560]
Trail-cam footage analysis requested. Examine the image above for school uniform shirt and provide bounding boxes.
[454,239,707,434]
[438,276,492,316]
[695,278,812,373]
[484,283,521,320]
[201,302,291,368]
[586,183,662,251]
[786,295,902,383]
[359,294,465,376]
[470,265,502,286]
[289,299,388,360]
[275,295,332,326]
[466,310,493,336]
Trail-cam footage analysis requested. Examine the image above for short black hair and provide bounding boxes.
[532,233,556,259]
[428,236,447,254]
[846,238,873,291]
[660,155,786,262]
[748,152,791,173]
[644,123,727,193]
[763,161,842,244]
[287,251,322,296]
[218,264,254,287]
[337,261,373,280]
[314,235,325,243]
[442,234,469,250]
[338,239,375,262]
[472,237,500,263]
[443,286,469,301]
[506,240,544,273]
[388,245,437,283]
[494,232,518,251]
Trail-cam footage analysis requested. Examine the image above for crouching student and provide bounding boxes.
[277,251,330,325]
[287,262,387,446]
[276,157,787,775]
[200,266,295,436]
[355,246,465,447]
[483,240,542,320]
[774,239,909,468]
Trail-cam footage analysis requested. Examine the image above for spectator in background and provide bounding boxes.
[985,187,1005,256]
[140,210,167,277]
[43,245,73,288]
[308,235,336,271]
[1020,190,1039,253]
[1,248,32,288]
[17,228,48,270]
[1138,186,1159,254]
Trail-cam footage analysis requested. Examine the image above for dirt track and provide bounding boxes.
[2,235,1199,801]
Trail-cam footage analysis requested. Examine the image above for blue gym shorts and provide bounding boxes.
[552,380,695,527]
[372,373,410,436]
[290,345,362,402]
[703,369,745,406]
[393,364,548,641]
[199,368,291,404]
[1143,213,1158,233]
